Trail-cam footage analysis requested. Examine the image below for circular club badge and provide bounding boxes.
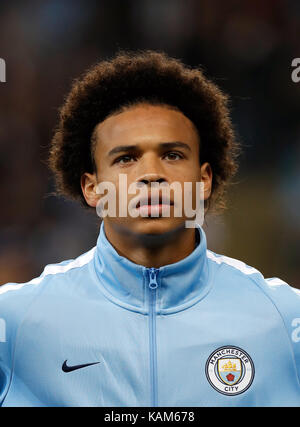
[205,346,255,396]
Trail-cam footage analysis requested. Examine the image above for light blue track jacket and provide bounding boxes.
[1,222,300,407]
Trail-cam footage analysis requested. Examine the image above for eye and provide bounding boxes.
[114,151,184,165]
[114,154,135,164]
[164,152,184,161]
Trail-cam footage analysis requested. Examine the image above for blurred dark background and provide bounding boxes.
[0,0,299,287]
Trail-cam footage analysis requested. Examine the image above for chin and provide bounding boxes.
[128,217,186,236]
[104,216,188,239]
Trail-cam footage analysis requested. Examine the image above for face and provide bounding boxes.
[81,104,212,238]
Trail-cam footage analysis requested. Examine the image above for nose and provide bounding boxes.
[137,174,167,186]
[135,152,169,187]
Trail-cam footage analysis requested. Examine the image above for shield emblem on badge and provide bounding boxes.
[217,358,242,386]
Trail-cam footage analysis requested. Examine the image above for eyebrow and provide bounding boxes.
[107,142,192,157]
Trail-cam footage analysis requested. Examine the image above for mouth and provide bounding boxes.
[133,194,174,217]
[136,194,174,209]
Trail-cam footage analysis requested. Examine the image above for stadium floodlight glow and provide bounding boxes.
[0,58,6,83]
[95,174,205,228]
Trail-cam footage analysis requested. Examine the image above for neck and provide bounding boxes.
[102,220,197,268]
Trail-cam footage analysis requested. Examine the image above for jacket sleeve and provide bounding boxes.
[261,277,300,387]
[0,284,18,405]
[0,281,42,405]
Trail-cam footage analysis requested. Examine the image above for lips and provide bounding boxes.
[137,194,174,208]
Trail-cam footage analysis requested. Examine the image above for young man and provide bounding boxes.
[0,50,299,407]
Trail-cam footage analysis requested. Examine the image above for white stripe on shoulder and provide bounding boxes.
[0,247,96,295]
[206,250,260,276]
[265,277,298,294]
[291,287,300,296]
[265,277,288,287]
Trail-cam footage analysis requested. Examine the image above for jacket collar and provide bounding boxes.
[93,221,211,314]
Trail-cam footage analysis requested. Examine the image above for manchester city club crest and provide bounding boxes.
[205,346,255,396]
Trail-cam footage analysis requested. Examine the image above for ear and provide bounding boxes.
[80,172,100,208]
[200,162,213,202]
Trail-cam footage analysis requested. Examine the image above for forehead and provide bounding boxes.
[93,104,200,153]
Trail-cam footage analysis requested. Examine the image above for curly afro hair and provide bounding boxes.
[48,49,241,213]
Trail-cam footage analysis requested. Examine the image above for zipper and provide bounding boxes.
[147,267,159,407]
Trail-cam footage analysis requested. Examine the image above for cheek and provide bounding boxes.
[178,167,202,184]
[96,165,120,184]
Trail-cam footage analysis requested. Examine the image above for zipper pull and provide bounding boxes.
[148,268,159,290]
